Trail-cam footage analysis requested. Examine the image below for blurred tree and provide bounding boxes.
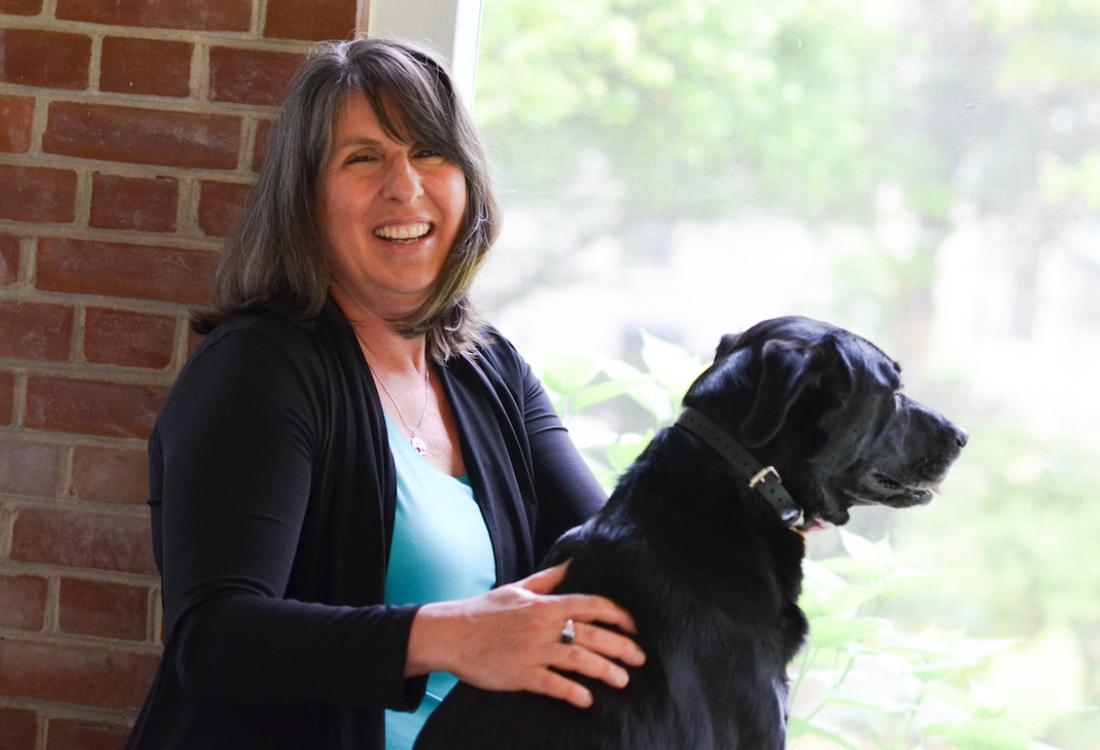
[475,0,1100,360]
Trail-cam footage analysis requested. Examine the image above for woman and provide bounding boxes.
[124,37,645,750]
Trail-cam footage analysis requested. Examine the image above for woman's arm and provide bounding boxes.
[155,323,424,709]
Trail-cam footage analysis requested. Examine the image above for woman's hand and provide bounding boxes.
[406,562,646,709]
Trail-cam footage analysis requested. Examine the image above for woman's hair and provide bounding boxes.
[193,37,500,362]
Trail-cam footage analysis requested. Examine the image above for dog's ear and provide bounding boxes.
[739,339,813,448]
[714,332,742,360]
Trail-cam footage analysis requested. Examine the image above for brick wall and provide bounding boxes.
[0,1,361,746]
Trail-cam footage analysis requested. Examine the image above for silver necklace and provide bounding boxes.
[355,331,432,456]
[373,367,431,456]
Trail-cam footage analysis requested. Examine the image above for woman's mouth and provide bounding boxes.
[373,222,432,243]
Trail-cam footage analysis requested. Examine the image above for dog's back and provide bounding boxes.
[415,426,807,750]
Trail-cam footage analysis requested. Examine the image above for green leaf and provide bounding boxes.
[924,718,1031,750]
[808,616,891,648]
[639,330,705,391]
[605,431,652,472]
[539,353,601,395]
[787,717,861,749]
[570,376,650,412]
[626,381,677,422]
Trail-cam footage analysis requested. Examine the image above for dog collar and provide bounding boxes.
[675,407,804,528]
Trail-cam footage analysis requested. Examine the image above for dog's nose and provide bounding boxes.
[948,425,968,448]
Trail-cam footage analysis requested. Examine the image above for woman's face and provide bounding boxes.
[317,92,467,320]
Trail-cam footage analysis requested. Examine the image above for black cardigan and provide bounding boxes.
[125,308,607,750]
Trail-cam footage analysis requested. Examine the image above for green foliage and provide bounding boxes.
[476,0,919,222]
[536,334,1074,749]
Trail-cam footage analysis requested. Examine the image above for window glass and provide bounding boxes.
[473,1,1099,747]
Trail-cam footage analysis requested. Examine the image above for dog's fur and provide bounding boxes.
[413,316,966,750]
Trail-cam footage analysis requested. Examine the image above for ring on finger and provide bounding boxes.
[560,618,576,645]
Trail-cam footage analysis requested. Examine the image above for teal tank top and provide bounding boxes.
[382,414,497,750]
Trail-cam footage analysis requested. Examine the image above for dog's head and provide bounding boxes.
[683,316,967,527]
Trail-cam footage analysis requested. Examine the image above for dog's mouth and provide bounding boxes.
[865,470,938,506]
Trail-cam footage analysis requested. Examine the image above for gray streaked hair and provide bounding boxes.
[193,36,499,362]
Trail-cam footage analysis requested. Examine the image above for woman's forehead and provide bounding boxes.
[332,91,412,143]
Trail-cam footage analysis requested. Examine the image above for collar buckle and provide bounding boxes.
[748,465,781,489]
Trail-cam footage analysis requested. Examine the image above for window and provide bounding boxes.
[470,2,1100,748]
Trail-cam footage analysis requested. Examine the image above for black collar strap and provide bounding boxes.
[675,407,804,527]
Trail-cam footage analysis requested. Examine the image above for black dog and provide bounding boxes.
[414,316,967,750]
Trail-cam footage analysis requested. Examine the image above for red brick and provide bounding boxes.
[24,375,167,439]
[0,370,13,424]
[59,578,148,640]
[47,719,131,750]
[56,0,251,32]
[0,165,77,223]
[0,95,35,153]
[264,0,358,41]
[0,300,74,360]
[0,574,48,630]
[71,445,148,504]
[44,101,240,169]
[100,36,191,97]
[0,638,158,710]
[0,0,42,14]
[198,180,251,237]
[89,173,178,232]
[37,237,217,305]
[209,46,305,107]
[252,118,273,171]
[1,233,20,285]
[84,307,176,369]
[0,439,64,496]
[0,29,91,89]
[0,707,37,750]
[11,506,157,575]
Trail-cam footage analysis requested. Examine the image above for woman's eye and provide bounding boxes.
[345,153,377,164]
[414,148,443,160]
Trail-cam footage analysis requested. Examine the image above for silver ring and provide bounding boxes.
[560,618,576,645]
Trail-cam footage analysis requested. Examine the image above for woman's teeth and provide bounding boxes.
[373,223,430,241]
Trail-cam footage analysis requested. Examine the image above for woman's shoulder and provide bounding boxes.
[466,326,530,379]
[197,308,317,356]
[172,308,340,402]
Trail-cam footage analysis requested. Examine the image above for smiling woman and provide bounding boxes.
[319,93,468,323]
[124,37,645,750]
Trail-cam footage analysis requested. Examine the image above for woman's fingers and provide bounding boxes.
[530,669,593,709]
[550,592,639,635]
[566,620,646,668]
[551,641,631,689]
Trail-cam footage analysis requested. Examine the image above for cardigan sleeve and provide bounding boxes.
[152,322,426,710]
[491,335,608,557]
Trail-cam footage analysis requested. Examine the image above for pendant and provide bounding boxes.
[411,436,428,456]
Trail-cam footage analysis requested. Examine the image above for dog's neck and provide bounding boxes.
[675,407,804,529]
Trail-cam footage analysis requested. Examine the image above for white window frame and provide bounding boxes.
[365,0,483,107]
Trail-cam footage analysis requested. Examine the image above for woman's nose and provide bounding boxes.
[383,157,423,204]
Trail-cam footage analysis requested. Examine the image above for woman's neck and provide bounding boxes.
[330,283,428,375]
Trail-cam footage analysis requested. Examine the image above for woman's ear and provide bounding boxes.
[738,339,813,448]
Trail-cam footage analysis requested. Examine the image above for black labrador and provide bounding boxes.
[414,316,967,750]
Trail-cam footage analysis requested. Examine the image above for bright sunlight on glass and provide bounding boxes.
[471,1,1100,748]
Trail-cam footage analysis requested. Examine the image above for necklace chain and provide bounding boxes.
[355,331,431,456]
[374,367,430,456]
